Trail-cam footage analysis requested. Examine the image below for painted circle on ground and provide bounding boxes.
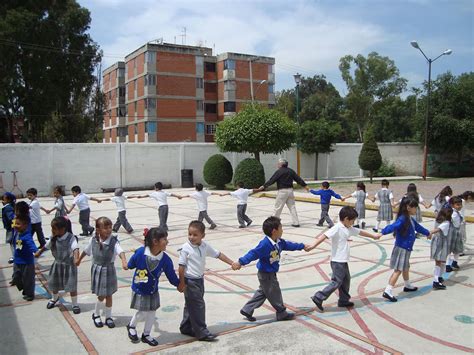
[454,315,474,324]
[161,305,179,312]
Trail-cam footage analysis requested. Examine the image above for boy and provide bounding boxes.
[309,206,381,311]
[371,179,394,232]
[99,188,139,233]
[12,214,38,301]
[232,216,311,321]
[309,181,344,228]
[178,220,235,341]
[138,182,182,231]
[26,187,47,248]
[67,185,102,236]
[220,182,259,228]
[182,183,219,229]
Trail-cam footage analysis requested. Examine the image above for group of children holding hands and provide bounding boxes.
[1,179,471,346]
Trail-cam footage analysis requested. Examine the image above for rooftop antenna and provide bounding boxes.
[180,27,187,45]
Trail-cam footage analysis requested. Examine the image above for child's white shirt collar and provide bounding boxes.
[145,246,163,260]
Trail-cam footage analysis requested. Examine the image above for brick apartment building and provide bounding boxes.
[102,42,275,143]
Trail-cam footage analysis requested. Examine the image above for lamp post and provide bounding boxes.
[410,41,452,180]
[294,72,302,175]
[252,79,267,104]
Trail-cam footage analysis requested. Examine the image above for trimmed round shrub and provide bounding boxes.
[203,154,233,189]
[233,158,265,188]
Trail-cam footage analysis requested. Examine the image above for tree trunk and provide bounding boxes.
[314,153,319,180]
[369,170,373,183]
[357,124,363,142]
[254,151,260,162]
[6,115,15,143]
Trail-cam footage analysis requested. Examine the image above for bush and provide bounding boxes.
[203,154,233,189]
[233,158,265,188]
[374,159,396,177]
[358,126,382,182]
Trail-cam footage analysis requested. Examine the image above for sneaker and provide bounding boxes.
[445,265,453,273]
[209,224,217,230]
[403,286,418,292]
[337,301,355,308]
[310,296,324,311]
[361,222,366,229]
[382,292,397,302]
[432,281,446,290]
[451,261,460,270]
[240,309,256,322]
[246,220,252,227]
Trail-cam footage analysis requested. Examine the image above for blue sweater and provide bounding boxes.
[13,230,38,265]
[238,236,305,273]
[310,189,341,205]
[2,203,15,231]
[382,215,429,251]
[128,247,179,295]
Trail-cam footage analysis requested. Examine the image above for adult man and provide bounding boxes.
[259,158,309,227]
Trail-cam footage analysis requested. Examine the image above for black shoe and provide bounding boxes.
[199,334,218,342]
[291,224,300,228]
[311,296,324,311]
[240,309,256,322]
[353,224,360,228]
[127,324,140,343]
[338,301,355,308]
[209,224,217,230]
[382,292,397,302]
[180,329,196,337]
[438,277,444,283]
[141,334,159,346]
[92,314,103,328]
[105,317,115,328]
[8,257,14,264]
[79,233,88,236]
[23,295,34,301]
[72,305,81,314]
[89,227,95,235]
[9,280,16,286]
[246,220,252,227]
[372,228,378,232]
[361,222,366,229]
[278,312,295,321]
[446,265,453,273]
[316,223,324,227]
[403,286,418,292]
[459,253,465,257]
[433,281,446,290]
[451,261,460,270]
[238,225,246,228]
[46,299,59,309]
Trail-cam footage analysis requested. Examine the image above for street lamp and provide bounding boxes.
[410,41,452,180]
[252,79,267,104]
[294,72,302,175]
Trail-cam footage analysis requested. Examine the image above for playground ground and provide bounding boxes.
[0,177,473,354]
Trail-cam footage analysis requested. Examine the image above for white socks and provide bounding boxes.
[143,311,156,336]
[404,280,413,289]
[376,221,381,230]
[51,293,59,302]
[129,311,156,336]
[453,254,459,261]
[446,255,453,266]
[71,296,78,307]
[433,266,441,282]
[384,285,393,295]
[94,300,103,316]
[105,306,112,318]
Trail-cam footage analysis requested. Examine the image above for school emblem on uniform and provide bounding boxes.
[16,239,23,250]
[269,249,280,264]
[134,269,149,283]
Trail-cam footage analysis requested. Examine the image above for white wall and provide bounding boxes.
[0,142,423,195]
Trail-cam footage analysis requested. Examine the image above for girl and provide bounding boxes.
[381,196,432,302]
[429,208,452,290]
[343,182,368,229]
[445,196,464,272]
[35,217,80,313]
[126,227,182,346]
[429,186,452,213]
[2,192,16,264]
[43,186,72,233]
[371,179,394,232]
[77,217,128,328]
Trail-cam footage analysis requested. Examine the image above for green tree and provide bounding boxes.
[297,119,342,179]
[203,154,233,189]
[339,52,407,141]
[233,158,265,188]
[0,1,101,142]
[215,104,297,162]
[358,126,382,182]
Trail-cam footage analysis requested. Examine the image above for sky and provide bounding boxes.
[78,0,473,96]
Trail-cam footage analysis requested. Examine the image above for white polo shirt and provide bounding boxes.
[150,191,171,207]
[230,188,253,205]
[325,222,361,263]
[111,195,127,212]
[73,193,91,211]
[178,240,220,278]
[190,191,210,211]
[29,199,42,224]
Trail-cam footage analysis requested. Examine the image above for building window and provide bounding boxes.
[224,101,236,112]
[146,51,156,63]
[144,98,156,109]
[206,123,216,134]
[268,64,275,73]
[145,121,157,133]
[205,82,217,92]
[205,103,217,113]
[196,78,203,89]
[196,56,204,67]
[145,74,156,86]
[117,107,126,117]
[134,124,138,134]
[223,59,235,70]
[205,62,216,72]
[119,87,125,97]
[133,58,137,69]
[224,80,236,91]
[134,101,137,113]
[268,84,274,94]
[118,127,127,137]
[196,122,204,134]
[196,100,204,111]
[118,68,125,78]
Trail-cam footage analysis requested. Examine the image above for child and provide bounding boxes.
[309,207,381,311]
[220,182,258,228]
[381,196,432,302]
[429,186,452,213]
[372,179,394,232]
[26,187,47,248]
[67,185,102,236]
[35,217,80,313]
[178,220,235,341]
[43,186,72,233]
[458,191,473,255]
[182,184,219,230]
[429,207,452,290]
[12,214,38,301]
[2,192,16,264]
[309,181,344,228]
[77,217,128,328]
[100,188,138,233]
[342,182,368,229]
[233,216,311,321]
[9,201,31,283]
[126,227,183,346]
[396,183,430,223]
[139,182,182,231]
[445,196,464,272]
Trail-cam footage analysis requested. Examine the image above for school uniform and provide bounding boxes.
[178,240,220,339]
[13,230,38,298]
[230,188,253,227]
[54,196,72,233]
[45,232,79,293]
[448,209,464,255]
[83,234,123,296]
[382,216,429,271]
[2,202,15,254]
[73,193,94,235]
[190,191,216,227]
[239,236,305,320]
[431,221,449,261]
[352,190,368,219]
[375,188,393,221]
[29,198,46,247]
[431,196,450,213]
[310,189,342,227]
[312,222,361,305]
[399,194,425,222]
[150,191,172,231]
[111,195,133,233]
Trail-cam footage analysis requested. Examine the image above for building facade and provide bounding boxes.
[102,43,275,143]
